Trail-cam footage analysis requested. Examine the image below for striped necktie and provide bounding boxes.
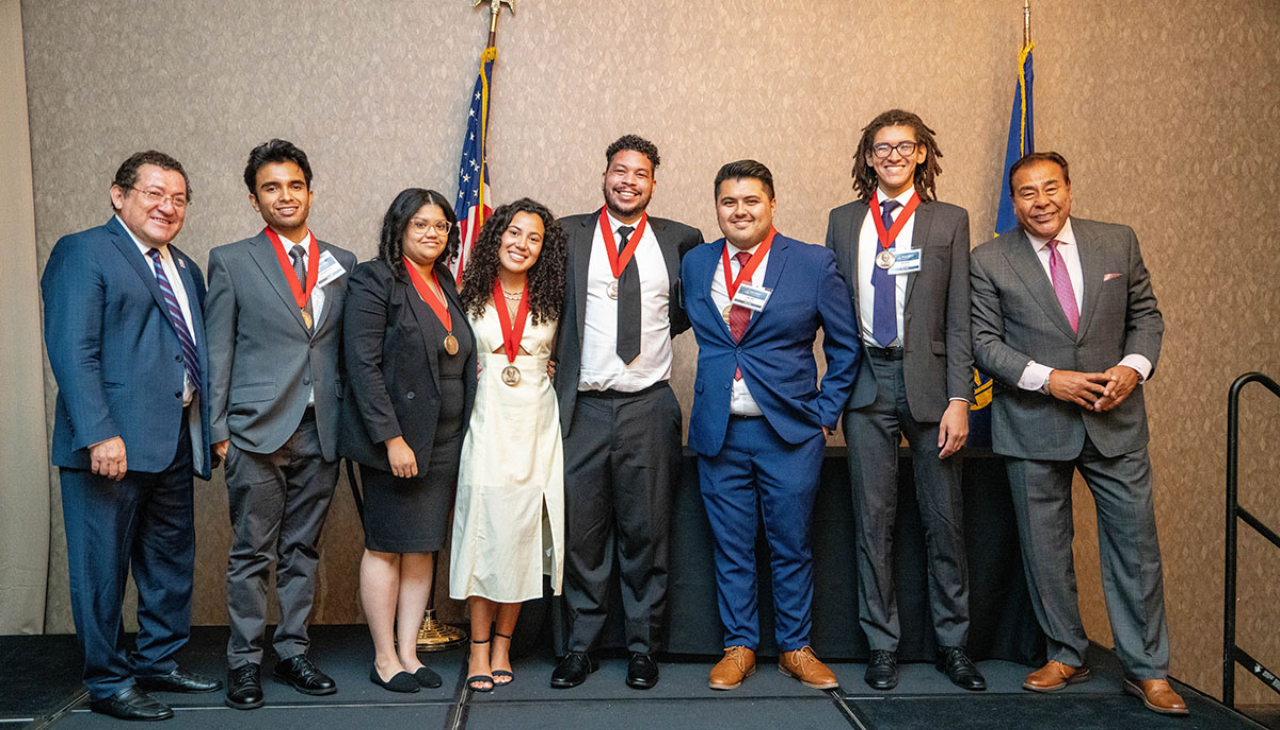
[146,248,201,394]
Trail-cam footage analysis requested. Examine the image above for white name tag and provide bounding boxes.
[316,250,347,287]
[888,248,921,276]
[731,283,772,312]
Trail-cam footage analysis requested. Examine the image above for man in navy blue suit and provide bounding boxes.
[41,151,220,721]
[682,160,859,692]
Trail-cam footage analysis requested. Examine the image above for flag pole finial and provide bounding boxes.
[1023,0,1031,48]
[473,0,516,46]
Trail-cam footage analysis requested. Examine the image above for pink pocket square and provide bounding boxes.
[1103,272,1122,282]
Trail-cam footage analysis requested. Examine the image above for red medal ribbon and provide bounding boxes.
[721,227,777,301]
[492,279,530,365]
[264,226,319,308]
[598,209,649,279]
[868,190,921,251]
[403,259,452,333]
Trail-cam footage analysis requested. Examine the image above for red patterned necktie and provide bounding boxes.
[1047,240,1079,332]
[729,251,752,380]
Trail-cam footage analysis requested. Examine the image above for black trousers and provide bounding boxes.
[561,384,682,654]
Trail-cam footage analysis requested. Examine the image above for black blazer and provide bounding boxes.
[338,259,477,471]
[552,208,702,436]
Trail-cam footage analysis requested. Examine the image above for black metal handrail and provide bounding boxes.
[1223,371,1280,707]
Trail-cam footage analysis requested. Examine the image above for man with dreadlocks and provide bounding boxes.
[824,109,984,692]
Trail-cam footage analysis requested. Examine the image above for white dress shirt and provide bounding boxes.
[857,186,916,348]
[578,211,673,392]
[120,215,197,407]
[710,240,769,416]
[271,229,322,404]
[1016,218,1153,392]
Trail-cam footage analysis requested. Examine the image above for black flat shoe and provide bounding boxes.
[626,653,659,690]
[89,686,173,721]
[136,668,222,694]
[370,667,419,693]
[225,664,264,710]
[936,646,986,691]
[865,649,898,690]
[273,655,337,696]
[413,666,442,689]
[550,651,597,689]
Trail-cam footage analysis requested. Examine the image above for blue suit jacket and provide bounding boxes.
[682,233,860,457]
[42,217,212,479]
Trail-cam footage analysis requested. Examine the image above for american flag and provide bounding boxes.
[451,45,497,282]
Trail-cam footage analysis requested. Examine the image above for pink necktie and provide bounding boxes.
[729,251,752,380]
[1047,240,1079,332]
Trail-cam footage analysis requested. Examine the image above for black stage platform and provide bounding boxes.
[1,626,1271,730]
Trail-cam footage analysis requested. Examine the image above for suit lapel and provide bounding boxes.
[649,217,682,292]
[743,235,790,339]
[106,218,171,317]
[699,242,734,340]
[310,242,339,335]
[572,212,597,349]
[1072,220,1104,339]
[903,201,935,310]
[403,268,442,396]
[1003,228,1078,339]
[172,247,206,356]
[248,232,312,335]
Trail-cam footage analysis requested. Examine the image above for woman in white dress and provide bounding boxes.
[450,198,567,692]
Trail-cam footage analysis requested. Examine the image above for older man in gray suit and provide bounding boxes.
[206,140,356,710]
[971,151,1185,716]
[826,109,982,692]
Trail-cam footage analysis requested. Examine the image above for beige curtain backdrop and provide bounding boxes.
[0,0,50,635]
[15,0,1280,704]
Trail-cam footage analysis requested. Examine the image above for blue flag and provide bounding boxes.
[995,42,1035,236]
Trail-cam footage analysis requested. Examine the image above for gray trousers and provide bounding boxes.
[1006,438,1169,678]
[562,384,682,654]
[224,410,339,667]
[843,355,970,652]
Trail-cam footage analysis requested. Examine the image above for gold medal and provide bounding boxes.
[443,333,459,356]
[301,308,313,329]
[875,249,896,269]
[722,304,734,324]
[607,280,619,300]
[501,364,521,386]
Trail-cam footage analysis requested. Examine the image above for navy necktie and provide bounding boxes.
[146,248,201,394]
[871,200,900,347]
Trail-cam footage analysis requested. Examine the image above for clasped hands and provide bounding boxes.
[1047,366,1139,412]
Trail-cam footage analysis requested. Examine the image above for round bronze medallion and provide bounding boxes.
[606,280,619,300]
[501,364,521,386]
[443,334,459,356]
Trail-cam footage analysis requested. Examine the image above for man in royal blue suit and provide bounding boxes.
[682,160,859,692]
[41,151,220,721]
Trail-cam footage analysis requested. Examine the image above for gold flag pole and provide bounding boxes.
[415,0,519,654]
[1023,0,1031,47]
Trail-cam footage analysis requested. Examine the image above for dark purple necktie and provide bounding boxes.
[147,248,201,394]
[871,200,900,347]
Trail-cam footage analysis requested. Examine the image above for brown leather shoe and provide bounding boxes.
[1124,678,1189,716]
[778,646,839,690]
[708,647,756,690]
[1022,660,1091,692]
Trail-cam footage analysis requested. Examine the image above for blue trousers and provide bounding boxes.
[60,426,194,700]
[697,416,825,652]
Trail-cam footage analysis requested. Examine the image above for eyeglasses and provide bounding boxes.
[410,219,452,235]
[130,187,190,209]
[870,141,919,159]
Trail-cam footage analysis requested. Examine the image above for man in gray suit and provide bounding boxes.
[971,151,1186,716]
[206,139,357,710]
[826,109,983,692]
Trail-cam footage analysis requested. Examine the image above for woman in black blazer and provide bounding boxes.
[340,188,477,693]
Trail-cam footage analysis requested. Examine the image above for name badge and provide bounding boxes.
[316,250,347,287]
[888,248,921,276]
[731,283,772,312]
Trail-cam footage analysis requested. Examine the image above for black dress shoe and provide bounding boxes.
[136,668,223,694]
[273,655,337,696]
[370,667,419,693]
[89,686,173,721]
[865,650,898,690]
[936,646,986,691]
[550,651,597,689]
[225,664,264,710]
[626,653,659,690]
[413,666,442,689]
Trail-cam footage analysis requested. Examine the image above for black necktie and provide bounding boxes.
[290,244,314,329]
[615,225,641,363]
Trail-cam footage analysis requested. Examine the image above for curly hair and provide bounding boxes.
[852,109,944,203]
[606,134,661,172]
[459,197,567,326]
[376,188,460,274]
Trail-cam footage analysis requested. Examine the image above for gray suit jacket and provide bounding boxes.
[206,230,357,461]
[825,199,973,423]
[970,218,1163,460]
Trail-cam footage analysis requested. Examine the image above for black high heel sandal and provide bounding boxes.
[467,637,494,693]
[491,632,515,686]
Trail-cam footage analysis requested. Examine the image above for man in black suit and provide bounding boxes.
[825,109,983,692]
[551,135,702,690]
